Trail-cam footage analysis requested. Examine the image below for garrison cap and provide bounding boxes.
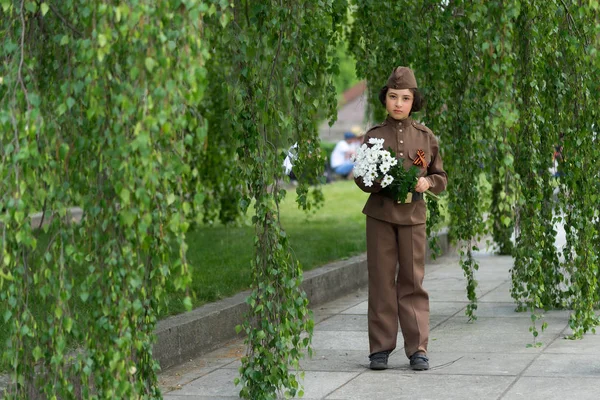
[386,66,418,89]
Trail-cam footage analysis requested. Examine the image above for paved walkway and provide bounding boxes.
[158,227,600,399]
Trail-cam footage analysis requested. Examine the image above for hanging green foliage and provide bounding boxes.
[350,0,487,320]
[208,1,348,398]
[1,1,213,397]
[350,0,600,336]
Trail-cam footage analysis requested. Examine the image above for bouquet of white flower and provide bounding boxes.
[353,138,438,202]
[353,138,397,187]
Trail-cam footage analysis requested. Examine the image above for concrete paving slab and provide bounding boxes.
[424,277,502,293]
[475,264,513,275]
[470,303,570,319]
[429,315,454,330]
[501,376,600,400]
[522,353,600,377]
[333,289,474,314]
[545,330,600,354]
[427,334,551,354]
[170,368,239,397]
[325,373,515,400]
[472,253,515,265]
[297,350,371,372]
[330,351,535,376]
[218,347,418,373]
[159,341,244,393]
[340,301,367,315]
[316,314,369,331]
[163,396,240,399]
[423,276,466,291]
[217,349,376,374]
[435,315,568,334]
[298,371,362,400]
[429,301,468,317]
[312,312,337,325]
[166,368,361,400]
[314,313,452,333]
[476,266,512,277]
[466,302,522,317]
[425,289,476,302]
[428,317,567,354]
[312,291,366,315]
[421,352,536,376]
[311,331,373,352]
[423,268,468,280]
[478,282,519,302]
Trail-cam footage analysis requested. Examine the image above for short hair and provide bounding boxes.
[378,86,424,114]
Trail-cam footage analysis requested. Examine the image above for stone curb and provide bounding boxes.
[154,230,450,370]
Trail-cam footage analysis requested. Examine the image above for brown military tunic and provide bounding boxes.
[355,115,447,358]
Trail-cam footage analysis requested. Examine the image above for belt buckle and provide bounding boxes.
[397,192,413,204]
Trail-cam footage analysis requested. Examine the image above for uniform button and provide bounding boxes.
[400,140,404,144]
[400,152,404,156]
[399,129,403,132]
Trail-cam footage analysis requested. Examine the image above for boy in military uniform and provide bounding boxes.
[355,66,447,371]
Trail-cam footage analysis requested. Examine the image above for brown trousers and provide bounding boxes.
[366,216,429,358]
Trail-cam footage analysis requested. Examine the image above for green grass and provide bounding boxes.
[163,180,370,316]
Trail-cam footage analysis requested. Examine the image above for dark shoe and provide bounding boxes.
[409,352,429,371]
[369,351,391,370]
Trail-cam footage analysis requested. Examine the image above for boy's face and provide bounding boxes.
[385,88,414,120]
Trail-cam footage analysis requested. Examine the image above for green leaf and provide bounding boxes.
[25,1,36,13]
[33,346,43,361]
[57,103,67,116]
[121,211,136,227]
[41,2,49,16]
[183,296,192,311]
[145,57,157,72]
[64,317,73,333]
[120,188,131,205]
[166,193,176,205]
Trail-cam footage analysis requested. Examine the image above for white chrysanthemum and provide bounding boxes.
[366,152,378,164]
[353,143,398,189]
[381,153,394,165]
[368,137,385,147]
[381,174,394,188]
[379,162,391,175]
